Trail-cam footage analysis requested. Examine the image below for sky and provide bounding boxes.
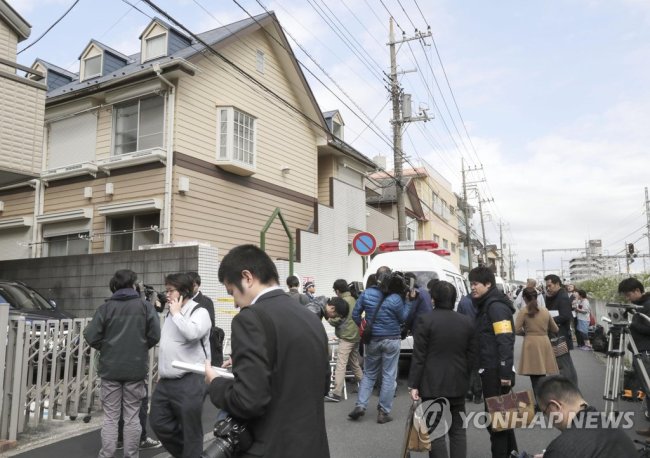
[10,0,650,281]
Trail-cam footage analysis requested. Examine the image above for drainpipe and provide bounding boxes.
[154,64,175,244]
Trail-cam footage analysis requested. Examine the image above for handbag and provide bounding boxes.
[485,390,535,432]
[361,297,386,345]
[589,312,596,327]
[401,400,431,457]
[550,336,569,357]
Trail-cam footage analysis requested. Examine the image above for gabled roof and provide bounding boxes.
[44,11,328,136]
[0,0,30,42]
[78,39,131,62]
[322,110,338,119]
[32,58,78,79]
[138,16,190,42]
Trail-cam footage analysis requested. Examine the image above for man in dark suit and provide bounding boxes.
[187,271,223,366]
[545,274,578,388]
[205,244,330,458]
[408,280,476,458]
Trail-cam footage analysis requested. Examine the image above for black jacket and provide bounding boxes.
[84,288,160,381]
[630,292,650,351]
[408,308,477,398]
[473,287,515,380]
[546,288,574,350]
[194,291,215,327]
[544,406,637,458]
[208,289,330,458]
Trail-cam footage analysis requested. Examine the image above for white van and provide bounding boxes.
[362,241,468,358]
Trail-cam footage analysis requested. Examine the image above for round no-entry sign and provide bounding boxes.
[352,232,377,256]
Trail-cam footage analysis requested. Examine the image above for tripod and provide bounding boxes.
[603,308,650,414]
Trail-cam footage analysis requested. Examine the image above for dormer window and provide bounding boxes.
[144,33,167,61]
[84,55,102,78]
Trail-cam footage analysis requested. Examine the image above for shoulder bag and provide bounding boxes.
[361,297,386,345]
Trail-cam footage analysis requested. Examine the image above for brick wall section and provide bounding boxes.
[0,246,199,317]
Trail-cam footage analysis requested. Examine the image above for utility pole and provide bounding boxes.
[477,194,494,264]
[388,18,431,241]
[461,158,472,269]
[478,196,487,265]
[646,187,650,272]
[499,220,506,278]
[509,246,515,280]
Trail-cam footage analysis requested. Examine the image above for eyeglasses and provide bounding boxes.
[165,288,178,295]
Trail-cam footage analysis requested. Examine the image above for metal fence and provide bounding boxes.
[0,304,157,441]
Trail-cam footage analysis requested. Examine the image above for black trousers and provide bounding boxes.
[150,373,205,458]
[481,368,517,458]
[425,395,466,458]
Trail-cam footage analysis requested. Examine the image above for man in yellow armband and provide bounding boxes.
[469,266,517,458]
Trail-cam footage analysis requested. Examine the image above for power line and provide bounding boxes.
[17,0,81,55]
[379,0,403,32]
[396,0,417,31]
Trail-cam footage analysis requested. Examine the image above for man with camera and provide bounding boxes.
[205,244,330,458]
[348,267,413,424]
[618,277,650,435]
[84,269,161,458]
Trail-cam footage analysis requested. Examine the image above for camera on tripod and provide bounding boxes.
[201,416,253,458]
[606,302,643,326]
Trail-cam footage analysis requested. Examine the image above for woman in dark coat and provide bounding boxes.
[408,281,477,458]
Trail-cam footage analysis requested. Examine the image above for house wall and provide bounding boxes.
[317,155,335,205]
[41,166,166,253]
[174,28,319,199]
[0,19,17,64]
[171,160,314,261]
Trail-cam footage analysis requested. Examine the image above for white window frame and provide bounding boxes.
[256,50,265,73]
[82,54,102,80]
[216,106,257,169]
[144,33,167,61]
[112,96,165,156]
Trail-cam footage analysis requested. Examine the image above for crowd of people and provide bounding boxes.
[84,249,650,458]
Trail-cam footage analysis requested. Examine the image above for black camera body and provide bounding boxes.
[143,284,167,309]
[201,416,253,458]
[378,271,410,296]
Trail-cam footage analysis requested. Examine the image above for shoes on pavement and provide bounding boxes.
[473,395,483,404]
[377,410,393,424]
[325,392,341,402]
[140,437,161,449]
[348,406,366,420]
[465,392,473,401]
[579,345,593,351]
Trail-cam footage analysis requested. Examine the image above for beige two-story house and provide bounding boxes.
[0,0,45,259]
[0,12,340,262]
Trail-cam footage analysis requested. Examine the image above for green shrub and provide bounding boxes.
[576,273,650,301]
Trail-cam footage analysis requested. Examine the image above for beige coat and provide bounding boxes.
[515,308,560,376]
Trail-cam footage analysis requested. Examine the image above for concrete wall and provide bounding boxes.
[0,245,200,317]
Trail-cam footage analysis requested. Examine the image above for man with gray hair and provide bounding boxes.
[513,278,545,310]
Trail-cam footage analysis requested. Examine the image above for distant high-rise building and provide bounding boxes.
[569,239,618,282]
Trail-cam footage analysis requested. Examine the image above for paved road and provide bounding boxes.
[10,335,650,458]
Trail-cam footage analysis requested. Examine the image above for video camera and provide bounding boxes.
[143,284,168,309]
[378,270,410,296]
[606,302,644,326]
[201,416,253,458]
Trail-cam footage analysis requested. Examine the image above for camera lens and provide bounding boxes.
[201,438,234,458]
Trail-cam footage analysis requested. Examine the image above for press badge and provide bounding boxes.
[492,320,512,334]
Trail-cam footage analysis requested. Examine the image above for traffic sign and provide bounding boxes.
[352,232,377,256]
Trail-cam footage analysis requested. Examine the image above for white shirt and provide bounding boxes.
[158,299,211,378]
[251,285,284,305]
